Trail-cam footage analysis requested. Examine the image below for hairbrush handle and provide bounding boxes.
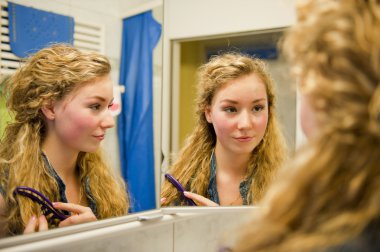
[164,173,197,206]
[14,186,68,221]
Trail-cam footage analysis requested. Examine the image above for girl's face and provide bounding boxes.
[205,73,269,156]
[48,74,115,153]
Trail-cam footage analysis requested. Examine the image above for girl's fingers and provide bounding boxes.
[53,202,92,215]
[38,215,48,232]
[183,191,219,206]
[160,198,167,204]
[58,211,97,228]
[23,215,37,234]
[23,202,97,233]
[52,202,97,228]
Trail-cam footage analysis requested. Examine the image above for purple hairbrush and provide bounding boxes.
[14,186,68,222]
[164,173,197,206]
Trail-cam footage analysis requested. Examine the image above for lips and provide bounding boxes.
[93,134,105,141]
[234,136,253,142]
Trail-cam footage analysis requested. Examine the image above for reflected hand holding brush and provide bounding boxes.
[13,186,68,225]
[164,173,197,206]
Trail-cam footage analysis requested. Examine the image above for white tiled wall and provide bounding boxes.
[173,210,254,252]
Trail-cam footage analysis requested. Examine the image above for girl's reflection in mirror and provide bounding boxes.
[161,53,287,206]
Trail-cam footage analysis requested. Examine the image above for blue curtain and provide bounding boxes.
[118,11,161,213]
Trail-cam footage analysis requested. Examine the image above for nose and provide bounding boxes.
[237,110,252,130]
[101,110,115,129]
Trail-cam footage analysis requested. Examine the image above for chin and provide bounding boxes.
[85,150,99,153]
[81,146,100,153]
[232,146,255,155]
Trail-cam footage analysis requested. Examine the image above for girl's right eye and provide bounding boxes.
[224,107,237,113]
[89,104,101,110]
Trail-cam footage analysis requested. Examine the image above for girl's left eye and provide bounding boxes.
[253,105,265,112]
[108,103,114,109]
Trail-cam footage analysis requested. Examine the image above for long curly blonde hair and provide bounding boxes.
[0,44,128,236]
[233,0,380,251]
[161,53,287,206]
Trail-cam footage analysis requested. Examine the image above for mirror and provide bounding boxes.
[0,0,163,239]
[159,30,296,206]
[161,0,298,208]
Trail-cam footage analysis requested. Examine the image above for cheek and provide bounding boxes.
[256,113,269,133]
[75,116,97,129]
[65,114,97,138]
[212,115,234,136]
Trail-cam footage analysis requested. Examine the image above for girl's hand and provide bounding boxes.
[160,197,167,205]
[24,215,48,234]
[183,191,219,206]
[52,202,97,228]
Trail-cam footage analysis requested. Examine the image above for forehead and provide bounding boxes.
[68,75,113,98]
[212,73,267,101]
[57,75,113,106]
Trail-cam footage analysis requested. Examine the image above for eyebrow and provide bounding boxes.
[220,98,267,104]
[87,96,114,103]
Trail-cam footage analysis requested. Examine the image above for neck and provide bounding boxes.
[214,144,250,178]
[42,136,79,181]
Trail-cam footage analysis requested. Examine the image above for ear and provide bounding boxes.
[205,105,212,123]
[41,103,55,121]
